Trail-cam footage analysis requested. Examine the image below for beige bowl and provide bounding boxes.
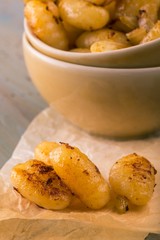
[24,20,160,69]
[23,33,160,139]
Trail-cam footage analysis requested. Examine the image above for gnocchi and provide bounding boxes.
[35,141,110,210]
[24,0,160,52]
[11,159,72,210]
[109,153,157,212]
[58,0,110,31]
[90,39,130,52]
[11,142,157,213]
[24,0,69,50]
[141,20,160,43]
[76,28,131,49]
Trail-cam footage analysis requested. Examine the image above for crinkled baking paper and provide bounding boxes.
[0,106,160,240]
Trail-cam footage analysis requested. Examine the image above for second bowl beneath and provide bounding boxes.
[24,20,160,69]
[23,33,160,139]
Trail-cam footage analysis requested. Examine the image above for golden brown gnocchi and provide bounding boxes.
[24,0,160,52]
[24,0,69,50]
[34,141,59,166]
[109,153,157,213]
[114,0,160,32]
[11,141,157,213]
[76,28,131,49]
[11,159,73,210]
[126,27,147,45]
[35,141,110,210]
[90,39,130,52]
[58,0,110,31]
[141,20,160,43]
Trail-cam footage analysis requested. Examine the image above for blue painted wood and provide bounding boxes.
[0,0,47,167]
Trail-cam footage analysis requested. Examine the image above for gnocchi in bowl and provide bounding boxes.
[24,0,160,68]
[25,19,160,68]
[23,33,160,138]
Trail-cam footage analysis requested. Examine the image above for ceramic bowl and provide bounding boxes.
[24,20,160,69]
[23,33,160,139]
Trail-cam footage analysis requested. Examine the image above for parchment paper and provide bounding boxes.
[0,106,160,240]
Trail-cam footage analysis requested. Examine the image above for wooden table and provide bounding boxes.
[0,1,159,239]
[0,0,47,168]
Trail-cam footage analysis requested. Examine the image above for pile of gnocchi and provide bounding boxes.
[24,0,160,53]
[11,141,157,213]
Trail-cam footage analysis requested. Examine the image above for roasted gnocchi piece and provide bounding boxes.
[141,20,160,43]
[58,0,110,31]
[76,28,131,49]
[11,159,72,210]
[126,27,147,45]
[24,0,69,50]
[109,153,157,213]
[113,0,160,32]
[35,141,110,210]
[34,141,59,166]
[138,3,159,31]
[90,39,130,52]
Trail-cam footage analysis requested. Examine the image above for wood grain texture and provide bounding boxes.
[0,0,47,167]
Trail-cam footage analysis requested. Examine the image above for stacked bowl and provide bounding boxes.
[23,21,160,139]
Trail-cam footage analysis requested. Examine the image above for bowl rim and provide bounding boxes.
[24,18,160,59]
[23,33,160,74]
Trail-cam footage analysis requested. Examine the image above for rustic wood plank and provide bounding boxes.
[0,0,47,166]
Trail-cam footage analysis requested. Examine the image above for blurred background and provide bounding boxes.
[0,0,46,167]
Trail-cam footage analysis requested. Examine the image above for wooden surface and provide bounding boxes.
[0,1,159,239]
[0,0,47,168]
